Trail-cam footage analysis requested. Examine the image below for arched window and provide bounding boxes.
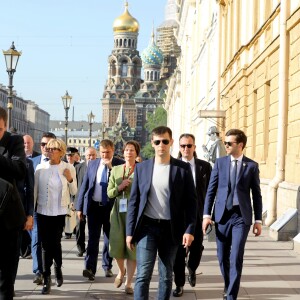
[121,60,128,77]
[120,39,122,47]
[128,39,131,47]
[124,39,127,47]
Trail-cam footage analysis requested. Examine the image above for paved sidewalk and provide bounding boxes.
[14,227,300,299]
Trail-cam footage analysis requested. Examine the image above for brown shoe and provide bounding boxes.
[114,269,126,288]
[125,285,134,294]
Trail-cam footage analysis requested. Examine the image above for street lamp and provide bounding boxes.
[61,91,72,145]
[87,111,95,147]
[2,42,22,130]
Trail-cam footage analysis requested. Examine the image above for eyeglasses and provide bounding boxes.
[224,141,237,147]
[40,142,47,147]
[153,139,170,146]
[46,147,60,152]
[180,144,193,149]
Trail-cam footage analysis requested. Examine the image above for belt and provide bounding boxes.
[143,215,170,225]
[92,200,105,207]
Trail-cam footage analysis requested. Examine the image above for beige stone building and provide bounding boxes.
[165,0,300,237]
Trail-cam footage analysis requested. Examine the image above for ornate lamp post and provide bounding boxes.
[61,91,72,146]
[2,42,22,130]
[87,111,95,147]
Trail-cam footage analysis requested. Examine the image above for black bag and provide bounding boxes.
[0,177,26,230]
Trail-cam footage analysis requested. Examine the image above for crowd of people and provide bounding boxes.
[0,105,263,300]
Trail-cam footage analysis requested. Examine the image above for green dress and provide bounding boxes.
[107,164,136,260]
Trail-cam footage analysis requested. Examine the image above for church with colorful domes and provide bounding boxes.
[101,1,165,151]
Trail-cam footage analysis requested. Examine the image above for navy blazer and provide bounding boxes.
[203,155,262,225]
[126,157,198,245]
[76,157,124,215]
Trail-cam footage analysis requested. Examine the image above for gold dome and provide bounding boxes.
[113,2,139,33]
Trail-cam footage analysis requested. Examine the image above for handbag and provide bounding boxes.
[0,177,27,230]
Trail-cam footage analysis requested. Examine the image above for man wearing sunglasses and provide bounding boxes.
[203,129,262,300]
[126,126,197,300]
[173,133,212,297]
[30,132,56,285]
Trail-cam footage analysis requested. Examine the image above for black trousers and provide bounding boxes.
[173,217,204,287]
[37,214,65,277]
[76,214,86,251]
[0,224,19,300]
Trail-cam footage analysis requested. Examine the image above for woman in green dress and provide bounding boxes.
[107,140,140,295]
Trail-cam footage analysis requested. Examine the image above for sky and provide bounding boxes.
[0,0,166,122]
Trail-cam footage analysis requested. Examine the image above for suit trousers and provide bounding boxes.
[173,216,204,287]
[30,212,43,275]
[76,214,86,252]
[85,201,112,274]
[215,206,250,300]
[0,224,19,300]
[37,214,65,276]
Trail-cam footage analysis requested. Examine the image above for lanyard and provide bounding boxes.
[122,164,135,180]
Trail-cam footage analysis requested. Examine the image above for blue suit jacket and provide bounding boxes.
[76,157,124,215]
[31,155,42,171]
[203,155,262,225]
[126,157,198,245]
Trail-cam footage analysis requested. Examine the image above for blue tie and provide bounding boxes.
[226,160,238,210]
[100,165,108,205]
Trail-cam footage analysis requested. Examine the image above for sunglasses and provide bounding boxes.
[180,144,193,149]
[40,142,47,147]
[224,141,237,146]
[46,147,60,152]
[153,139,170,146]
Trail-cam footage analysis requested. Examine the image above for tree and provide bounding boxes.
[141,106,167,159]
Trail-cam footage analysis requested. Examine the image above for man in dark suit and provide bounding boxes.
[74,147,97,257]
[77,140,124,281]
[202,129,263,300]
[23,134,40,158]
[173,133,211,297]
[126,126,197,300]
[0,107,26,299]
[30,132,56,285]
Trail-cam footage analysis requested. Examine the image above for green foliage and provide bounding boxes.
[141,106,167,159]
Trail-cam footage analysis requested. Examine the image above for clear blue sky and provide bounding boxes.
[0,0,166,122]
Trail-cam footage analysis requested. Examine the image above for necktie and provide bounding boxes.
[43,157,49,162]
[100,165,108,205]
[226,160,238,210]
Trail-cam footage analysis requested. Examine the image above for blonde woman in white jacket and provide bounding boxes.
[34,138,77,295]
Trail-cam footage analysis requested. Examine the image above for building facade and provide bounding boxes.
[164,0,300,236]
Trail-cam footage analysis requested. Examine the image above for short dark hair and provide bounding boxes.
[123,140,140,156]
[100,139,114,149]
[151,126,172,139]
[0,107,8,126]
[42,132,56,139]
[178,133,197,158]
[225,129,247,149]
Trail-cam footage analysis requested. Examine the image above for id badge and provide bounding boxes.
[119,198,127,213]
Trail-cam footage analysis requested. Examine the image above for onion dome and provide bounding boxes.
[113,2,139,33]
[141,30,163,65]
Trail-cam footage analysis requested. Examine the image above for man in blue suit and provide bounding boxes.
[202,129,262,300]
[30,132,56,285]
[77,139,124,281]
[126,126,197,300]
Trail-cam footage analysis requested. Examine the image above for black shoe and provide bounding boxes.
[41,276,51,294]
[54,266,63,287]
[173,286,184,297]
[33,273,43,285]
[83,269,95,281]
[105,269,113,277]
[76,247,86,257]
[187,267,196,287]
[223,287,228,299]
[64,233,72,239]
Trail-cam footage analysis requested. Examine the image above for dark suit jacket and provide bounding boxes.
[17,158,34,216]
[76,157,124,215]
[126,157,198,245]
[0,132,26,183]
[194,158,212,219]
[29,150,40,158]
[74,162,87,207]
[203,155,262,225]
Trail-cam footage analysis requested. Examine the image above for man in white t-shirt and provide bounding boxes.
[126,126,197,300]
